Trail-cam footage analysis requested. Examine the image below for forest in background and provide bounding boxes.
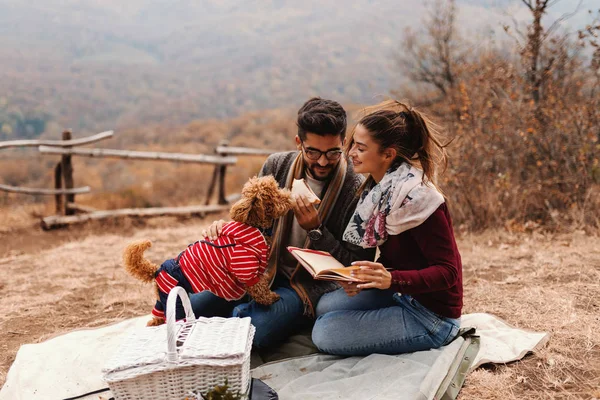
[1,0,599,232]
[395,0,600,231]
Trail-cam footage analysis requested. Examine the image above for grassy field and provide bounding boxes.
[0,205,599,399]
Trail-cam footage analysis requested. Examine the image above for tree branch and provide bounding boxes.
[521,0,535,11]
[543,0,583,41]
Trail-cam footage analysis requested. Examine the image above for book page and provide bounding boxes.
[287,247,364,282]
[290,249,345,274]
[316,266,364,282]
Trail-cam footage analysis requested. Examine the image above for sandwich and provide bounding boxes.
[291,179,321,205]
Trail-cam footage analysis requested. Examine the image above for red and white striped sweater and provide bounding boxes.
[153,221,269,318]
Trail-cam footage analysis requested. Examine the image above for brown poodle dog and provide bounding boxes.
[123,175,292,326]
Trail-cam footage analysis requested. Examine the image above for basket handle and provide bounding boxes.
[166,286,196,362]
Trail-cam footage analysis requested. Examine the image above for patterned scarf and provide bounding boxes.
[343,162,444,249]
[264,152,347,283]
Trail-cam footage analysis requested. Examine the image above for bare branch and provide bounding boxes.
[543,0,583,41]
[510,15,528,42]
[547,0,563,8]
[497,7,527,47]
[521,0,535,11]
[394,0,460,97]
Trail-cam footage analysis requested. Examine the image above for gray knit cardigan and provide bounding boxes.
[259,151,376,316]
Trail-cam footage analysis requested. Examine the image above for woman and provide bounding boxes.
[311,100,462,356]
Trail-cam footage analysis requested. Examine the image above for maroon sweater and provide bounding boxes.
[378,203,463,319]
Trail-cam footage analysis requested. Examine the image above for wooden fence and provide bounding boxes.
[1,130,276,229]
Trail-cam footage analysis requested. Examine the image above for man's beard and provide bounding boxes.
[307,163,335,181]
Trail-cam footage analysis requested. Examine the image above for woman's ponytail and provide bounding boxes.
[406,108,448,185]
[348,99,449,186]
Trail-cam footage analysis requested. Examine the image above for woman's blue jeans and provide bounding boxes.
[312,288,460,356]
[189,275,310,349]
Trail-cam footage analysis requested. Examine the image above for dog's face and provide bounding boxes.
[229,176,292,229]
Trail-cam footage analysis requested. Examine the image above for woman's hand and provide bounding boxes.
[350,261,392,290]
[339,281,361,297]
[201,219,227,240]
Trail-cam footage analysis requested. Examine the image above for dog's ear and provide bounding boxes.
[245,196,267,228]
[230,176,267,227]
[273,188,292,218]
[229,196,253,223]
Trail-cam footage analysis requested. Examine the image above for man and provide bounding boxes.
[192,97,375,348]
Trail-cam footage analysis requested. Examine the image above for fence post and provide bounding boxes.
[54,162,63,214]
[61,130,75,215]
[205,163,220,206]
[205,140,230,205]
[217,140,229,205]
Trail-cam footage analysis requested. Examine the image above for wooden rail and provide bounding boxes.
[38,146,238,165]
[215,146,275,156]
[0,183,91,195]
[204,141,277,205]
[2,128,279,229]
[0,130,114,149]
[66,202,98,213]
[41,204,231,230]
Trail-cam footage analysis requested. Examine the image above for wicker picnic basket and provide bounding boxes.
[102,287,255,400]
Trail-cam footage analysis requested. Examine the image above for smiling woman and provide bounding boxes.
[346,124,389,182]
[312,99,462,357]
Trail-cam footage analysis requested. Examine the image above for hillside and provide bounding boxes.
[5,0,591,139]
[0,0,412,138]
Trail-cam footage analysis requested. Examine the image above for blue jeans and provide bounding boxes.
[312,288,460,356]
[156,259,196,321]
[189,276,310,349]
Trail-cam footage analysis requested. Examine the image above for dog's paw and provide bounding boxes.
[146,317,165,327]
[269,292,281,304]
[256,291,280,306]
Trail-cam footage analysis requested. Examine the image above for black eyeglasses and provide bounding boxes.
[300,142,343,161]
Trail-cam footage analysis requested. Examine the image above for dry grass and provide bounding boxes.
[0,218,599,399]
[459,230,600,400]
[0,203,49,234]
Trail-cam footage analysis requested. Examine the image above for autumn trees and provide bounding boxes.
[396,0,600,230]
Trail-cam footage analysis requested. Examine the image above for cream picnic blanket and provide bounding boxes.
[0,313,549,400]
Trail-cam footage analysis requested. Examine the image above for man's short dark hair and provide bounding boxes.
[297,97,347,141]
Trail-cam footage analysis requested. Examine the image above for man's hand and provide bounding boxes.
[291,194,321,231]
[339,281,361,297]
[350,261,392,290]
[201,219,227,240]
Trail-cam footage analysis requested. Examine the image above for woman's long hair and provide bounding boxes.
[346,99,450,194]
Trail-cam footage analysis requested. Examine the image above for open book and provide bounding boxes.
[287,246,364,282]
